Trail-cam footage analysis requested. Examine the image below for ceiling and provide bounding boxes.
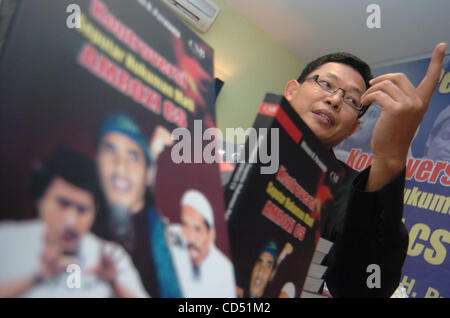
[224,0,450,68]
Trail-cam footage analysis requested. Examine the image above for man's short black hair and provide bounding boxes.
[30,146,101,208]
[297,53,374,118]
[297,52,374,90]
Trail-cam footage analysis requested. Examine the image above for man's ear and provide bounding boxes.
[208,227,216,245]
[146,166,156,187]
[346,120,360,138]
[284,80,300,101]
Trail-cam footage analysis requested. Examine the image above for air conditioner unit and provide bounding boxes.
[162,0,221,33]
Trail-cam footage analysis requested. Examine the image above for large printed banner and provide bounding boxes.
[0,0,235,298]
[334,54,450,298]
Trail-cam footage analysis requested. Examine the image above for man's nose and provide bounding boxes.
[255,264,264,275]
[182,226,195,241]
[325,89,344,111]
[114,154,128,173]
[64,208,78,226]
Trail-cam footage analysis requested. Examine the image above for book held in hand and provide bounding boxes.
[226,94,346,298]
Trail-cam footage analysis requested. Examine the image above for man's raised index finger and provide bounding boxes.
[417,42,447,102]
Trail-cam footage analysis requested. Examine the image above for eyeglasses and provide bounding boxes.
[303,75,369,118]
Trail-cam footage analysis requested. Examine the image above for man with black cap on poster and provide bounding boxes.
[0,147,147,297]
[95,112,182,297]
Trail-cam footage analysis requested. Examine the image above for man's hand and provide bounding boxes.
[88,243,139,298]
[0,230,71,298]
[278,242,293,266]
[360,43,447,191]
[150,125,175,161]
[39,230,72,281]
[89,243,121,285]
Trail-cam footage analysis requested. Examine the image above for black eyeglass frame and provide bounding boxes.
[302,75,369,118]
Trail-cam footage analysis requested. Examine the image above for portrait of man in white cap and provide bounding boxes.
[167,189,236,298]
[424,104,450,162]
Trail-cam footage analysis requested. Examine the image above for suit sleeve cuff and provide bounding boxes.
[344,166,406,236]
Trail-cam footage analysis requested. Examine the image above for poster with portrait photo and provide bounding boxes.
[226,94,347,298]
[0,0,234,298]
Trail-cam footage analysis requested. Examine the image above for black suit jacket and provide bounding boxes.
[322,162,409,297]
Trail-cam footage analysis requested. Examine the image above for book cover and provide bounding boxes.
[0,0,234,298]
[226,94,346,298]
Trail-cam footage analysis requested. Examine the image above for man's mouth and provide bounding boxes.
[187,244,200,253]
[62,229,79,244]
[312,110,336,126]
[111,176,131,192]
[187,243,201,259]
[253,277,263,287]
